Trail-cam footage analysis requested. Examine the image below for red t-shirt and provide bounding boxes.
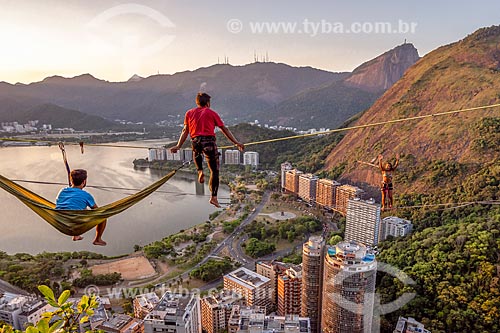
[184,107,224,138]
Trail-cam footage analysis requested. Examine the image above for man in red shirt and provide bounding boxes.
[170,93,244,207]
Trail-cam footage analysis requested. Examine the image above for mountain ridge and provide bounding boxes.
[256,43,419,129]
[322,25,500,195]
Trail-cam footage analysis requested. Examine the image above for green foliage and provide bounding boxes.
[378,212,500,333]
[470,117,500,152]
[328,235,343,246]
[223,219,241,234]
[244,238,276,258]
[281,251,302,265]
[0,285,99,333]
[189,258,233,282]
[72,269,121,288]
[209,211,221,220]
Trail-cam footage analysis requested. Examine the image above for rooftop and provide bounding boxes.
[146,292,194,320]
[225,267,270,289]
[99,314,136,331]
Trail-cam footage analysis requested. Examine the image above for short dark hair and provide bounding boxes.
[70,169,87,186]
[196,92,211,107]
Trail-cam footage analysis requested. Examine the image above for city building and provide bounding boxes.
[143,293,200,333]
[394,317,431,333]
[68,296,109,331]
[297,174,318,204]
[321,241,377,333]
[300,236,324,333]
[166,150,182,161]
[0,292,29,329]
[96,314,144,333]
[223,267,272,312]
[345,198,381,246]
[227,306,266,333]
[17,299,52,330]
[280,162,293,191]
[255,261,291,309]
[284,169,303,194]
[335,185,365,215]
[243,152,259,168]
[277,265,302,316]
[227,306,310,333]
[225,150,241,165]
[183,149,193,162]
[134,293,160,319]
[315,179,341,210]
[148,148,166,161]
[380,216,413,241]
[200,291,243,333]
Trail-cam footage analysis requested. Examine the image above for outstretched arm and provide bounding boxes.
[220,126,244,151]
[393,153,400,170]
[170,125,189,153]
[378,154,384,171]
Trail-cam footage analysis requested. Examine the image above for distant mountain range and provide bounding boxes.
[258,43,419,129]
[0,43,419,130]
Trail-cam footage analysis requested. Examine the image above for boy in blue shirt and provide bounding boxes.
[56,169,107,246]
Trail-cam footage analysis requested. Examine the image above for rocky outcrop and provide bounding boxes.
[344,43,420,92]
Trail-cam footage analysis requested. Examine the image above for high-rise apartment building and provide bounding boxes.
[225,150,241,165]
[300,236,324,333]
[380,216,413,241]
[243,152,259,168]
[280,162,293,191]
[255,261,291,309]
[298,174,318,204]
[223,267,273,312]
[277,265,302,316]
[345,198,381,246]
[321,241,377,333]
[316,179,341,209]
[284,169,303,194]
[335,185,364,215]
[200,292,242,333]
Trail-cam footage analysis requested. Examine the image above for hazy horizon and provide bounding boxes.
[1,0,499,84]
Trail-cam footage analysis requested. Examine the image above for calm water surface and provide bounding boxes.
[0,141,228,256]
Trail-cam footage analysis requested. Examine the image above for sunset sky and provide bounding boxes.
[1,0,499,83]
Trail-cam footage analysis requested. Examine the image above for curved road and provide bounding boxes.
[152,191,271,289]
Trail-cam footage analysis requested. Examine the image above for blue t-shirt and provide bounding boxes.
[56,187,96,210]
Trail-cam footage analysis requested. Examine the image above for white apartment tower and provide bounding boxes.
[243,152,259,168]
[225,150,241,165]
[345,198,381,246]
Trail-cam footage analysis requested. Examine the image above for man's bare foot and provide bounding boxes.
[198,170,205,183]
[93,240,107,246]
[209,197,221,208]
[72,236,83,241]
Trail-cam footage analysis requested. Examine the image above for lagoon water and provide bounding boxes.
[0,141,228,256]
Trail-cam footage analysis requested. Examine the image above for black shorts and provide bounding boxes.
[381,182,393,191]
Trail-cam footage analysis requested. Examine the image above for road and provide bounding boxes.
[0,278,29,295]
[153,191,271,289]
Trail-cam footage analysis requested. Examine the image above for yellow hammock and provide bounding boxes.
[0,170,177,236]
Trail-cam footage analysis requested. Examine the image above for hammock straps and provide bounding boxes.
[58,142,71,187]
